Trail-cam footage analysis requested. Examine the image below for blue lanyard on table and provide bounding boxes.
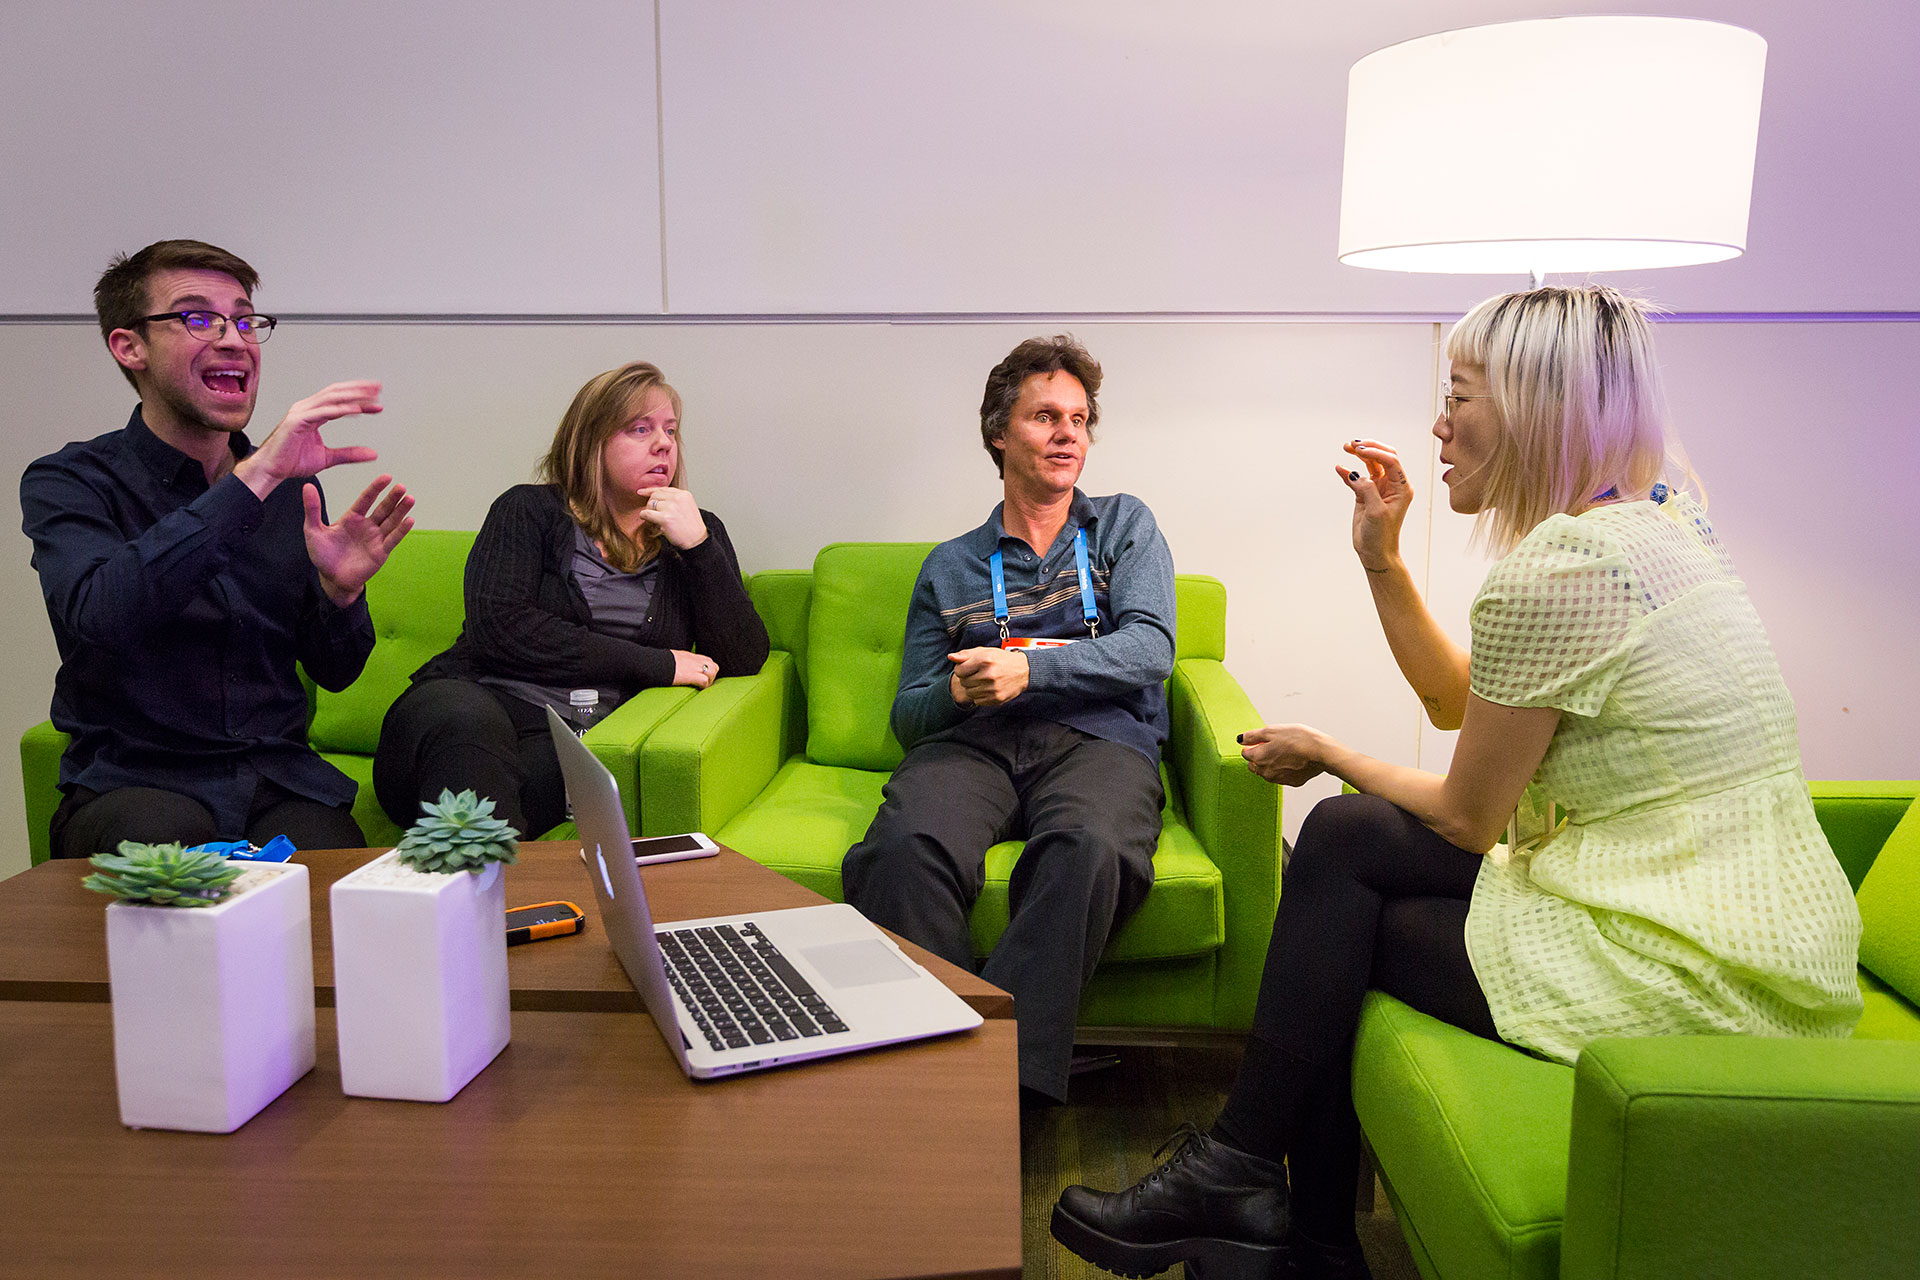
[990,526,1100,642]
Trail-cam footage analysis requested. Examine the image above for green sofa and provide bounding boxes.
[17,528,695,863]
[634,542,1284,1033]
[1353,780,1920,1280]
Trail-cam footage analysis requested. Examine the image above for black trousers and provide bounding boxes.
[1216,792,1502,1245]
[51,779,364,860]
[842,717,1160,1101]
[372,678,568,839]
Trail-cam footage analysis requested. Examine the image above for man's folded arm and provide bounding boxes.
[889,569,973,750]
[1024,515,1176,701]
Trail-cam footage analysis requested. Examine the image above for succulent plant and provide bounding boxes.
[83,841,243,907]
[396,789,521,875]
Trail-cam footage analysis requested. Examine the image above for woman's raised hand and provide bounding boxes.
[637,487,710,550]
[1337,440,1414,573]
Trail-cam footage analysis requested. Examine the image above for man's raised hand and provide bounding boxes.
[304,474,415,607]
[234,381,385,500]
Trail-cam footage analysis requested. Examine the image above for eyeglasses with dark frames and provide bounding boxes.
[137,310,278,345]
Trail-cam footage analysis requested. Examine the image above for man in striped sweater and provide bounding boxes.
[843,335,1177,1103]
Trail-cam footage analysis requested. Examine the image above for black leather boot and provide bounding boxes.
[1050,1124,1290,1279]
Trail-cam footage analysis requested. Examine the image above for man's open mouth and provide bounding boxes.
[201,368,250,397]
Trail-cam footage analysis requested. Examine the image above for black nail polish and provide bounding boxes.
[1348,470,1360,481]
[1235,733,1245,744]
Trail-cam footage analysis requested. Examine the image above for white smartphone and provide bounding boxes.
[632,832,721,865]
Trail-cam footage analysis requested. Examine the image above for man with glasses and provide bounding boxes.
[21,239,415,859]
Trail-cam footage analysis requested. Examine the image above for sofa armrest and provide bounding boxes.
[1810,780,1920,892]
[20,721,70,866]
[581,686,698,831]
[1562,1035,1920,1280]
[1166,657,1281,1029]
[639,651,799,837]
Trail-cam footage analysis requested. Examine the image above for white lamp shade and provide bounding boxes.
[1338,17,1767,275]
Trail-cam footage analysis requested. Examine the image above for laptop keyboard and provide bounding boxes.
[657,922,850,1053]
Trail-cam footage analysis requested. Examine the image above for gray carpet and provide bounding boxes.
[1020,1044,1420,1280]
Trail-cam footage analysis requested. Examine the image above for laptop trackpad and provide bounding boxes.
[802,939,917,988]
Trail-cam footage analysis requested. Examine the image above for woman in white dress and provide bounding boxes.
[1049,285,1864,1280]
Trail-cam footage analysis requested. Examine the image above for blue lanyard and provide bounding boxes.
[1592,483,1670,505]
[989,526,1100,642]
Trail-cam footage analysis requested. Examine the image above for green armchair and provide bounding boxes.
[17,528,694,862]
[636,541,1284,1033]
[1351,780,1920,1280]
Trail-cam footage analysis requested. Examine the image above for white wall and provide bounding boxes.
[5,2,1918,315]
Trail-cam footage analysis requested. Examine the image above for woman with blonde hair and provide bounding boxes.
[374,361,768,837]
[1051,286,1862,1280]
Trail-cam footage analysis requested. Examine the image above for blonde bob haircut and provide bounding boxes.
[1446,285,1677,556]
[539,361,685,573]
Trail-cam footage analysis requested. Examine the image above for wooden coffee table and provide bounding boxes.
[0,846,1021,1279]
[0,843,1014,1019]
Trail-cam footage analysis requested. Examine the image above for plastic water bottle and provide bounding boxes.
[567,688,601,739]
[564,689,600,820]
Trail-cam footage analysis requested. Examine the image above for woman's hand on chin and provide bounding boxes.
[637,486,709,549]
[1339,440,1414,573]
[1238,723,1331,787]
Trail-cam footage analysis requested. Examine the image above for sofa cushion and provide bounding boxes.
[715,760,889,901]
[1856,969,1920,1042]
[716,758,1225,962]
[1856,798,1920,1006]
[805,543,934,772]
[309,529,475,756]
[1352,992,1575,1280]
[968,819,1224,962]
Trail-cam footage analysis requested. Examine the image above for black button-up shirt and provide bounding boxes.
[20,406,374,833]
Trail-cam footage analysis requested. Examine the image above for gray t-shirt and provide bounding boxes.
[481,527,660,720]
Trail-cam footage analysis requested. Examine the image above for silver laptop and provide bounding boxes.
[547,706,982,1079]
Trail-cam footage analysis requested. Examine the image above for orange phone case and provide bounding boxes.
[506,900,585,945]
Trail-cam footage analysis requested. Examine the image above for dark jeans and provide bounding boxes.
[843,716,1160,1102]
[51,778,364,860]
[372,678,567,839]
[1216,792,1502,1245]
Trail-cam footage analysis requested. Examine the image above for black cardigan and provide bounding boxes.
[412,483,769,692]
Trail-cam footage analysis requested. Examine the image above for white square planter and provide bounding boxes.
[105,861,316,1133]
[330,852,510,1102]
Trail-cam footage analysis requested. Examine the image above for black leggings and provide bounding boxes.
[372,678,568,839]
[1214,793,1502,1244]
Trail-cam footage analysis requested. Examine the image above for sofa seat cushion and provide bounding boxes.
[716,760,890,901]
[968,818,1224,962]
[1856,969,1920,1042]
[1353,992,1575,1280]
[717,758,1226,963]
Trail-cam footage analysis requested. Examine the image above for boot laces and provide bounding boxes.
[1142,1122,1206,1186]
